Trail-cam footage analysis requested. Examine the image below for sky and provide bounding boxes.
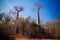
[0,0,60,23]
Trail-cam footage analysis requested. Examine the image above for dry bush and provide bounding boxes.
[14,17,32,37]
[45,20,60,38]
[51,20,60,38]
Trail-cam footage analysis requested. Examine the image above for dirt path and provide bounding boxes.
[10,34,58,40]
[15,38,58,40]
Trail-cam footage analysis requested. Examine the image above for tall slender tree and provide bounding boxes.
[35,3,42,25]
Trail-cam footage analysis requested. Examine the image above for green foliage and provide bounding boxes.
[31,21,38,27]
[31,21,39,31]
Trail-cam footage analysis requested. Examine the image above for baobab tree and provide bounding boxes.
[14,6,24,19]
[35,3,43,26]
[14,6,24,34]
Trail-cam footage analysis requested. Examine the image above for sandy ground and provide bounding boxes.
[10,34,58,40]
[15,38,58,40]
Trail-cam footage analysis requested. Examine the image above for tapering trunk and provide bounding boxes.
[38,9,40,25]
[16,11,19,19]
[16,11,19,34]
[22,23,25,35]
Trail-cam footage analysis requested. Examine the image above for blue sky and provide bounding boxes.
[0,0,60,23]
